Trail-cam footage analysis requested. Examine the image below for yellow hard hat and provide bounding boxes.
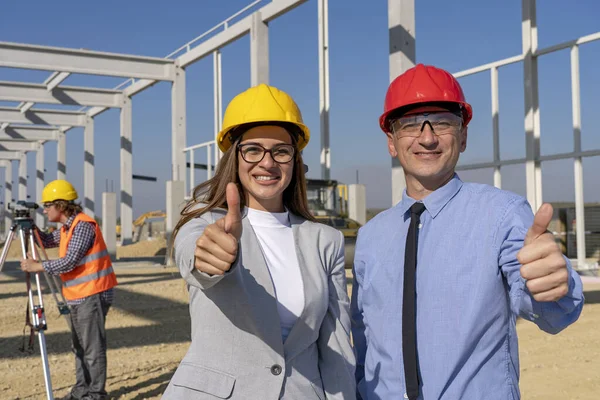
[217,84,311,152]
[41,179,78,203]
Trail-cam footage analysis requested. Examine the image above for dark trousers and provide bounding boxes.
[69,294,110,400]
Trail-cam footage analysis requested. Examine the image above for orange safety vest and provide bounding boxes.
[59,213,118,300]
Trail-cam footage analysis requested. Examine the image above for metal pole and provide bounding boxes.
[491,66,501,189]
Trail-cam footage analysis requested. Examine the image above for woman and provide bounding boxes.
[162,84,356,400]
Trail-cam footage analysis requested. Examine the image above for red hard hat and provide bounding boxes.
[379,64,473,133]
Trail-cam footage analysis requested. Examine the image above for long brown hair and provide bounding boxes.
[171,124,316,244]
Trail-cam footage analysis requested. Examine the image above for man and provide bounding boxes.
[351,64,584,400]
[21,179,117,400]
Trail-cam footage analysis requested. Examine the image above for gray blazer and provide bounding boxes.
[162,207,356,400]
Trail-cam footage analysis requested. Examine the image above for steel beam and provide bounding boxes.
[0,107,86,126]
[0,81,124,108]
[318,0,331,180]
[45,71,71,91]
[171,65,187,185]
[0,151,22,159]
[0,141,38,151]
[571,45,586,266]
[0,125,59,141]
[0,41,176,80]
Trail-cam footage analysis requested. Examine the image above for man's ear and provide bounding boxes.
[387,133,398,157]
[460,127,468,153]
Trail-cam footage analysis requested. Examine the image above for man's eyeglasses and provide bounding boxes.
[237,143,295,164]
[390,111,463,138]
[43,203,55,209]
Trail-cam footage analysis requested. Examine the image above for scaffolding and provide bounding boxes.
[0,0,321,245]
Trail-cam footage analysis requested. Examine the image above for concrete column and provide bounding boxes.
[102,192,117,261]
[171,65,187,188]
[348,184,367,226]
[57,131,66,180]
[120,96,133,245]
[35,143,45,228]
[388,0,415,206]
[318,0,331,180]
[522,0,542,212]
[250,11,269,86]
[165,180,185,265]
[84,116,95,218]
[18,152,27,201]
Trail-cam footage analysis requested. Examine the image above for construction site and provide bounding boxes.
[1,0,599,399]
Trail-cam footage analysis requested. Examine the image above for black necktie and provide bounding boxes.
[403,202,426,400]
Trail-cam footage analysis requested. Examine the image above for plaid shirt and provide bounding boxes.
[40,212,114,306]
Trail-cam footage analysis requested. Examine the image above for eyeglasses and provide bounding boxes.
[237,143,295,164]
[390,111,463,138]
[43,203,55,209]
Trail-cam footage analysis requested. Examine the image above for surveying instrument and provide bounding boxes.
[0,200,71,400]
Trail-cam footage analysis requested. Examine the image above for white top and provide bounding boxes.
[246,207,305,342]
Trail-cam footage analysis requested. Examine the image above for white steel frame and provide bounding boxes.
[451,0,600,268]
[0,0,311,245]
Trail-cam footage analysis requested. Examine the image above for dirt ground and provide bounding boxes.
[1,252,599,399]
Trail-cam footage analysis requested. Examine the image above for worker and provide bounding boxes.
[351,64,584,399]
[20,179,117,400]
[163,84,356,399]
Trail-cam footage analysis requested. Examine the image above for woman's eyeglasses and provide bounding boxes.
[237,143,295,164]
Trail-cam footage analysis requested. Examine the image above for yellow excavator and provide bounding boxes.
[116,210,166,241]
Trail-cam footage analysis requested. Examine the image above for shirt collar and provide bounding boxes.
[397,173,463,219]
[63,212,78,230]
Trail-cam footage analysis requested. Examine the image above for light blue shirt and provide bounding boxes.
[351,174,584,400]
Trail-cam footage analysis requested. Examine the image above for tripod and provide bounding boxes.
[0,203,71,400]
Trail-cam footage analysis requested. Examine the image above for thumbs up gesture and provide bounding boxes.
[194,183,243,276]
[517,203,569,302]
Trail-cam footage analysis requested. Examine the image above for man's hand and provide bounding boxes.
[194,183,243,276]
[518,203,569,302]
[20,257,45,273]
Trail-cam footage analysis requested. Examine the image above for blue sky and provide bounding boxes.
[1,0,599,217]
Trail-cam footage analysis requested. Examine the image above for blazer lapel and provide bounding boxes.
[239,216,284,356]
[282,215,326,360]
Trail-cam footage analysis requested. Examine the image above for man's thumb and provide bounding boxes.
[224,183,241,234]
[524,203,553,245]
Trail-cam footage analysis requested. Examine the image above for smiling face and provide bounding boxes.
[387,106,468,197]
[237,125,295,212]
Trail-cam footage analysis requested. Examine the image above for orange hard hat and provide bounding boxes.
[379,64,473,133]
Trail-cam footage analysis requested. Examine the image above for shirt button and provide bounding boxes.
[418,223,423,228]
[270,364,282,375]
[404,393,409,399]
[532,313,539,319]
